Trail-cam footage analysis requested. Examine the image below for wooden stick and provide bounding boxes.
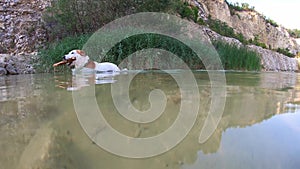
[53,60,68,67]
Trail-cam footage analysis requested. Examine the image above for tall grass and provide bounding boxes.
[36,34,262,72]
[105,33,203,69]
[213,40,261,71]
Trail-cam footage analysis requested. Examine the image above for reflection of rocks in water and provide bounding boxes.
[259,72,297,89]
[0,74,72,169]
[73,72,300,169]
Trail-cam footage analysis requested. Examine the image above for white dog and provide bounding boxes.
[53,49,121,72]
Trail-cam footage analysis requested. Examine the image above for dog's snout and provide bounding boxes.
[63,56,66,60]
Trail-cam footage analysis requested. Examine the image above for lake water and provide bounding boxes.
[0,71,300,169]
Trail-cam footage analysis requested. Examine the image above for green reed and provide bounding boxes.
[36,33,261,72]
[212,40,261,71]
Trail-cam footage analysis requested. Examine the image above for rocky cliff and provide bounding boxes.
[196,0,300,55]
[206,28,299,71]
[0,0,51,55]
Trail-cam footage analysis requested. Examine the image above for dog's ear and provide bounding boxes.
[76,50,86,56]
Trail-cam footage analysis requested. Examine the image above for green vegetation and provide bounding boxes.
[177,2,199,22]
[248,35,295,57]
[226,1,255,16]
[136,0,181,13]
[248,35,268,49]
[288,29,300,38]
[263,17,279,27]
[36,33,205,72]
[105,33,203,69]
[213,40,261,71]
[43,0,182,41]
[276,48,294,58]
[207,19,295,57]
[43,0,136,40]
[37,32,261,72]
[38,0,266,72]
[207,18,247,44]
[226,0,279,28]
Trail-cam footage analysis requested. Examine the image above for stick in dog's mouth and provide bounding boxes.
[53,57,76,67]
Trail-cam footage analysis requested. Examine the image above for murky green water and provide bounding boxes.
[0,71,300,169]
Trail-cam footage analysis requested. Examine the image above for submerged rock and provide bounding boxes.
[17,123,79,169]
[17,125,55,169]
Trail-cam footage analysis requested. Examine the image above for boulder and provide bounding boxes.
[6,63,18,75]
[0,67,7,75]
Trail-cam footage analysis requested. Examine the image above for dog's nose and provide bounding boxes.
[63,56,66,60]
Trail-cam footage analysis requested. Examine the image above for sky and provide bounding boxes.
[226,0,300,29]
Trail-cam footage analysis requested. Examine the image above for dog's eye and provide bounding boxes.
[71,52,74,54]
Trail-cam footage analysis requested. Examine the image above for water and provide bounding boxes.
[0,71,300,169]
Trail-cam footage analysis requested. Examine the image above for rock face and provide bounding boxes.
[205,27,299,71]
[197,0,300,55]
[248,45,298,71]
[0,0,51,55]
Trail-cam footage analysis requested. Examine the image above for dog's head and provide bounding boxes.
[63,50,90,68]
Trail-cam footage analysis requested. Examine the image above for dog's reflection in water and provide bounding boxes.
[55,68,122,91]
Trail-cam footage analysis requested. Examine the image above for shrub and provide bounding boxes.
[266,18,279,27]
[226,1,255,15]
[207,18,247,44]
[249,35,268,49]
[177,2,199,22]
[137,0,179,13]
[276,48,295,58]
[43,0,183,41]
[207,19,235,37]
[288,29,300,38]
[43,0,140,41]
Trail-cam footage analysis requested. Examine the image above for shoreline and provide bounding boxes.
[1,45,299,76]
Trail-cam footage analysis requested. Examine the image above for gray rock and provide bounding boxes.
[206,27,299,71]
[6,63,18,75]
[0,67,7,75]
[199,0,300,54]
[247,45,298,71]
[0,62,6,68]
